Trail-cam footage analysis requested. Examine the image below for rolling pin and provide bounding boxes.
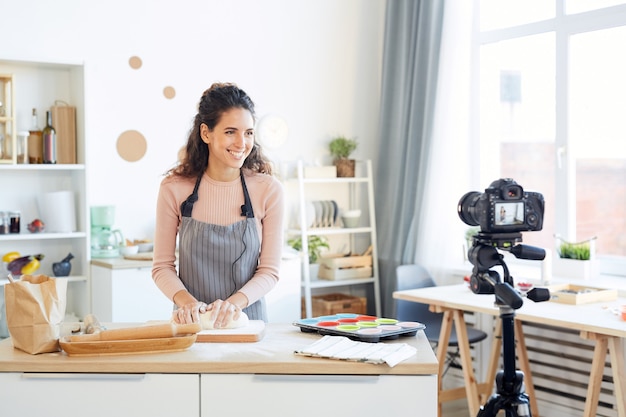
[69,322,201,342]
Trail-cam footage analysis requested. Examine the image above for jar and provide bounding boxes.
[9,211,20,234]
[17,131,29,164]
[0,212,9,235]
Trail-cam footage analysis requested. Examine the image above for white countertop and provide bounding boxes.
[0,323,438,376]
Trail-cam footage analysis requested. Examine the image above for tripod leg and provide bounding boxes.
[484,318,502,403]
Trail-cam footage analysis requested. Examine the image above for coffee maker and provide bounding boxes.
[90,206,124,258]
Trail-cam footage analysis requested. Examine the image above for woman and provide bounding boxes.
[152,83,284,328]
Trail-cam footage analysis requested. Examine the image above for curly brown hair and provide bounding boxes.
[169,82,273,178]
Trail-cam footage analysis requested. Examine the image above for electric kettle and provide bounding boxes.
[90,205,124,258]
[91,226,124,258]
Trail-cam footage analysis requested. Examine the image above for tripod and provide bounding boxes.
[478,303,530,417]
[467,233,550,417]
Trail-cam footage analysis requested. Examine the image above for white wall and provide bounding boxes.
[0,0,385,241]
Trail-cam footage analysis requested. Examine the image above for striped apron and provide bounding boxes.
[177,172,267,321]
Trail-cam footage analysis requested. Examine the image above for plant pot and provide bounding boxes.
[334,159,355,177]
[308,263,320,279]
[552,257,599,280]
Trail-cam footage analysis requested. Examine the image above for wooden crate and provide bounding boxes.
[318,254,372,281]
[302,293,367,317]
[548,284,617,305]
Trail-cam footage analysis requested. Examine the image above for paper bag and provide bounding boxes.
[5,274,67,354]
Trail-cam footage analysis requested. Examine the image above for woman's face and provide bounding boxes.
[201,107,255,178]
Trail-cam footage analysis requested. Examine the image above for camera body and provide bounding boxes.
[458,178,544,234]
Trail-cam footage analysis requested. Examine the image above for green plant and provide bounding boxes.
[329,136,358,161]
[287,235,329,264]
[555,235,596,260]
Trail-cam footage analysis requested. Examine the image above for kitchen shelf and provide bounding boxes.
[286,226,373,236]
[0,59,88,320]
[288,159,381,318]
[0,275,87,286]
[304,276,377,289]
[0,232,87,241]
[0,164,85,171]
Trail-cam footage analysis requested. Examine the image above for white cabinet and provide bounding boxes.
[0,373,199,416]
[200,374,436,416]
[91,264,174,322]
[0,60,88,319]
[287,159,381,317]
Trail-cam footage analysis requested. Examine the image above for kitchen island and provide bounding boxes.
[0,323,438,416]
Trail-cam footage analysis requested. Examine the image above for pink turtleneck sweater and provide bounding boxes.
[152,170,285,306]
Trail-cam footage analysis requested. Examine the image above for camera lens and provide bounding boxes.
[457,191,481,226]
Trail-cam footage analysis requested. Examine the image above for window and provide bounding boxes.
[475,1,626,273]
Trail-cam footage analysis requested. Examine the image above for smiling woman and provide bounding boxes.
[152,82,285,330]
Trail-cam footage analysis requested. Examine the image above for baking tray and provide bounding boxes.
[293,314,425,343]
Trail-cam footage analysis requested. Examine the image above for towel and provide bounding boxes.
[295,335,417,367]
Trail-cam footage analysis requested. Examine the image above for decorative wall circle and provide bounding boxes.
[116,130,147,162]
[129,56,143,70]
[163,86,176,99]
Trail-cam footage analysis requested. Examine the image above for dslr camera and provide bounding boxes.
[458,178,544,234]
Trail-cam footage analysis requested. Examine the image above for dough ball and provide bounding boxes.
[200,311,249,330]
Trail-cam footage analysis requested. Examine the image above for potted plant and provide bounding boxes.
[553,235,598,280]
[329,136,358,177]
[287,235,329,264]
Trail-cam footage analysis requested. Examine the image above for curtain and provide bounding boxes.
[375,0,474,316]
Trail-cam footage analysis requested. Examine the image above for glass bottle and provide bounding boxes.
[42,110,57,164]
[28,108,43,164]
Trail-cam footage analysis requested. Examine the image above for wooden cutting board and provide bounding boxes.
[60,334,197,356]
[196,320,266,343]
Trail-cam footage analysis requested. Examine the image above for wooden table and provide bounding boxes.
[394,284,626,417]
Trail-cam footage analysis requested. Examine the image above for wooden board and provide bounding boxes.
[60,334,197,356]
[196,320,265,343]
[124,252,153,260]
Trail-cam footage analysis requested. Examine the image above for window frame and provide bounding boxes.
[472,1,626,277]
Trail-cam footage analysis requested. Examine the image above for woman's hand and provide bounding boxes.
[173,301,208,324]
[204,299,241,329]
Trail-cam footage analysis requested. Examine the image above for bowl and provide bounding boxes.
[342,216,360,228]
[137,243,153,253]
[120,245,139,256]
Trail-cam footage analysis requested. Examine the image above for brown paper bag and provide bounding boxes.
[5,274,67,354]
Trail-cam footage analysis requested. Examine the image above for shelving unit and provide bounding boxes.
[0,74,16,164]
[287,159,381,318]
[0,60,88,320]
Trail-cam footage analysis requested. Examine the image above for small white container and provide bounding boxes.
[137,242,154,253]
[120,245,139,256]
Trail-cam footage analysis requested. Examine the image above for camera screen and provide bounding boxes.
[495,202,524,226]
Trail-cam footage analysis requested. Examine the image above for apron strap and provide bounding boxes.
[240,172,255,218]
[181,174,203,217]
